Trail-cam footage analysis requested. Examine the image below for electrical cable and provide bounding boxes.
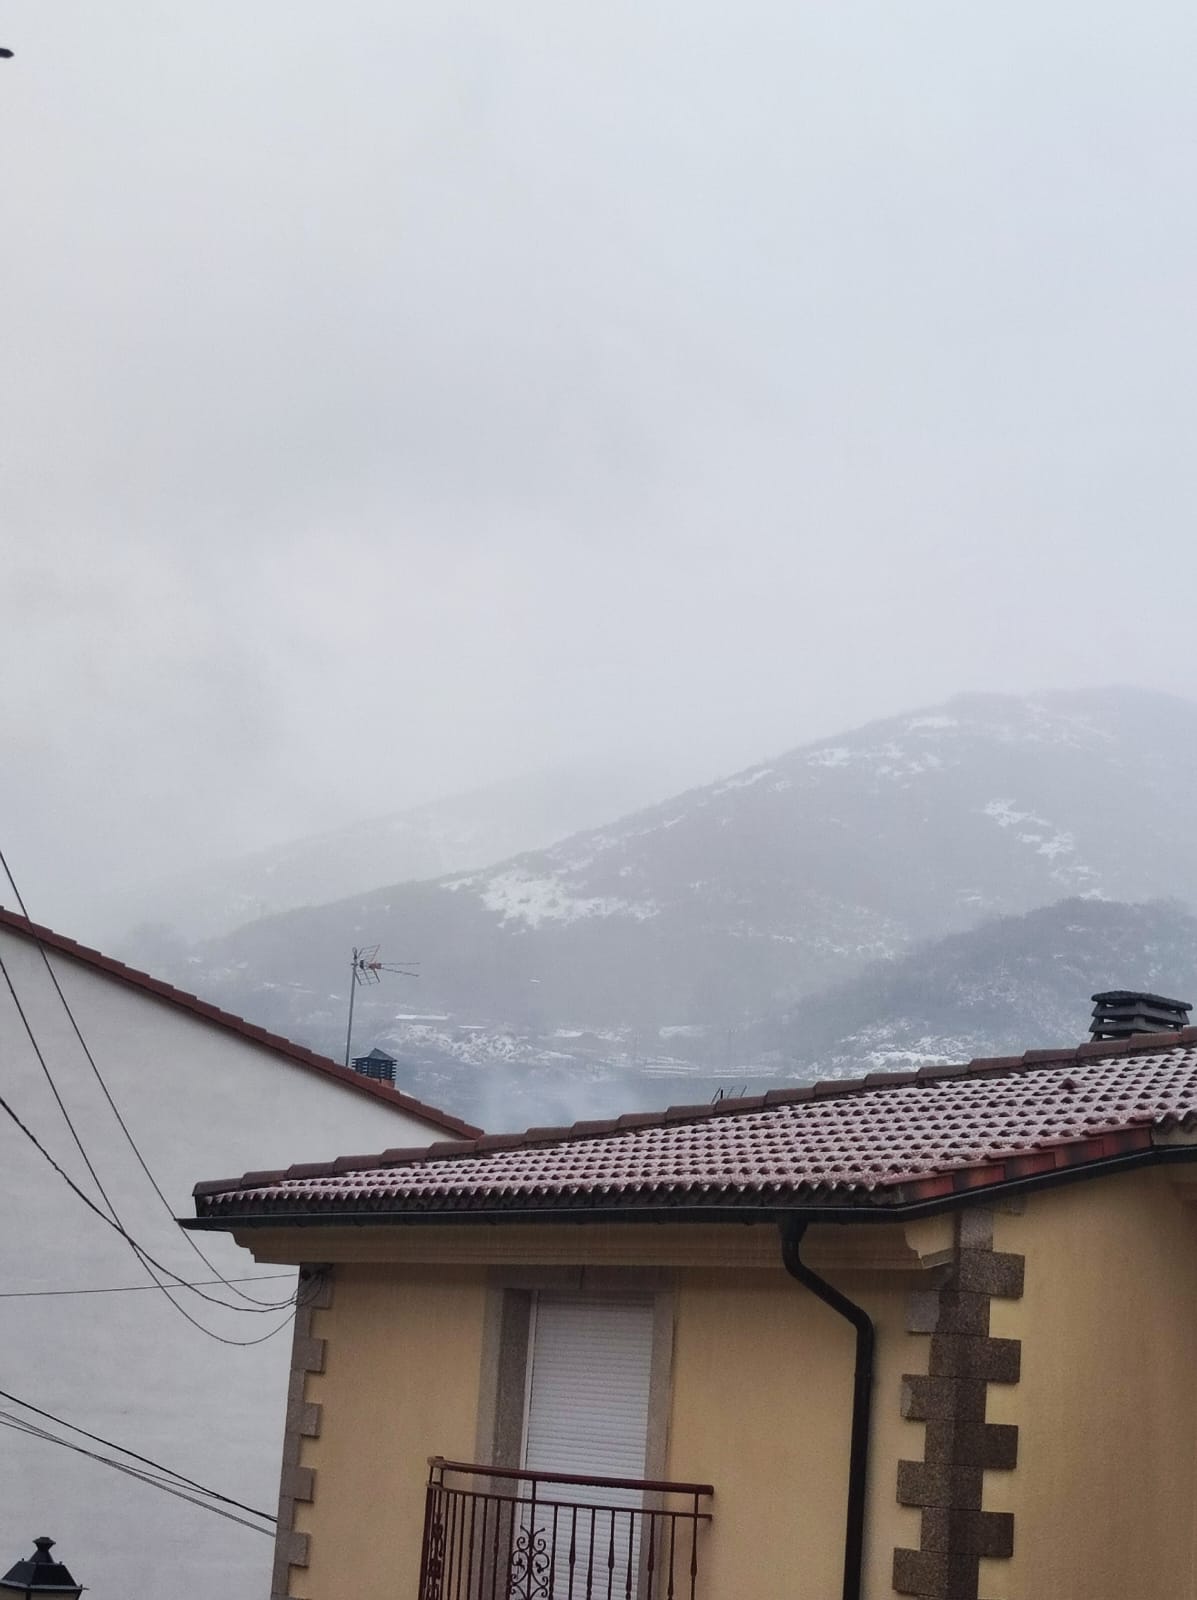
[0,1384,277,1520]
[0,953,118,1222]
[0,1414,274,1536]
[0,1273,292,1299]
[0,847,299,1311]
[0,1017,296,1322]
[0,1081,308,1345]
[0,901,303,1329]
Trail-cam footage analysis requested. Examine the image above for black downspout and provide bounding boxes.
[780,1218,875,1600]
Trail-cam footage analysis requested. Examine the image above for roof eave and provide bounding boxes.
[184,1138,1197,1233]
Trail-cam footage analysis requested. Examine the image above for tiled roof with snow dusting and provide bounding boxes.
[193,1030,1197,1223]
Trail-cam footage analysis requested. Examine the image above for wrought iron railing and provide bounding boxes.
[417,1457,713,1600]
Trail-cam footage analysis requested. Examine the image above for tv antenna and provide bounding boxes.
[344,944,418,1068]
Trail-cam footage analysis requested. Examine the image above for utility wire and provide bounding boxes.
[0,1027,295,1322]
[0,1081,305,1345]
[0,873,303,1333]
[0,949,228,1336]
[0,1384,277,1521]
[0,1414,274,1537]
[0,953,118,1223]
[0,847,298,1312]
[0,1273,292,1299]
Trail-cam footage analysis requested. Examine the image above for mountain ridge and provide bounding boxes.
[111,761,683,947]
[156,686,1197,1126]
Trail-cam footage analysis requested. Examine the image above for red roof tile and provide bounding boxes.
[193,1030,1197,1221]
[0,906,480,1139]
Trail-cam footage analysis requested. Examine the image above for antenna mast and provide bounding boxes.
[344,945,419,1068]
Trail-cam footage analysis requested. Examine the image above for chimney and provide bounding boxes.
[1090,990,1192,1042]
[0,1537,83,1597]
[351,1046,398,1085]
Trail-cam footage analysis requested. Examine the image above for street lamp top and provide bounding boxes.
[0,1537,84,1596]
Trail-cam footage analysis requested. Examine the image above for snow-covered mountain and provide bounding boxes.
[749,896,1197,1079]
[110,763,677,945]
[161,687,1197,1127]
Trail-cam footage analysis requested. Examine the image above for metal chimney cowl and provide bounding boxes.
[1090,990,1193,1041]
[0,1537,83,1597]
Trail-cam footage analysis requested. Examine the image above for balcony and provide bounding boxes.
[417,1458,714,1600]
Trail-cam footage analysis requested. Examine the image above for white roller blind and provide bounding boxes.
[522,1294,655,1480]
[519,1295,656,1596]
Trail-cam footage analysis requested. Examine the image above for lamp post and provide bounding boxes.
[0,1537,83,1598]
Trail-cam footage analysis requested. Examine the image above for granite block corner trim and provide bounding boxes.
[271,1266,332,1600]
[893,1209,1022,1600]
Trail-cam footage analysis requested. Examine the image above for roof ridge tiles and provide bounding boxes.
[661,1102,726,1122]
[284,1161,340,1180]
[0,905,480,1138]
[238,1168,288,1189]
[421,1139,479,1159]
[701,1093,766,1114]
[462,1133,525,1154]
[1020,1046,1089,1065]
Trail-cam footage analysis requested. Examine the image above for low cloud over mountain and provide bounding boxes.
[158,687,1197,1127]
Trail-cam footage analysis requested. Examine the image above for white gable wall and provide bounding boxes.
[0,923,454,1600]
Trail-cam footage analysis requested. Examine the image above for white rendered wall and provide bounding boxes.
[0,924,450,1600]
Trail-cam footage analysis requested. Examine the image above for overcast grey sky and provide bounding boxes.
[3,0,1196,932]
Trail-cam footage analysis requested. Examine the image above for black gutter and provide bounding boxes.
[780,1218,873,1600]
[182,1141,1197,1231]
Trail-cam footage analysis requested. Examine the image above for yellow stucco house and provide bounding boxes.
[190,1008,1197,1600]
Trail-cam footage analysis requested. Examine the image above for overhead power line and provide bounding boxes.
[0,1384,277,1524]
[0,1274,292,1300]
[0,847,299,1314]
[0,1414,274,1537]
[0,1080,308,1346]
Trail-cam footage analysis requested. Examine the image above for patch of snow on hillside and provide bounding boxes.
[803,736,955,783]
[906,715,958,731]
[983,799,1041,829]
[479,869,659,929]
[981,801,1099,887]
[832,1024,977,1072]
[713,767,773,794]
[983,702,1114,749]
[1023,830,1075,860]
